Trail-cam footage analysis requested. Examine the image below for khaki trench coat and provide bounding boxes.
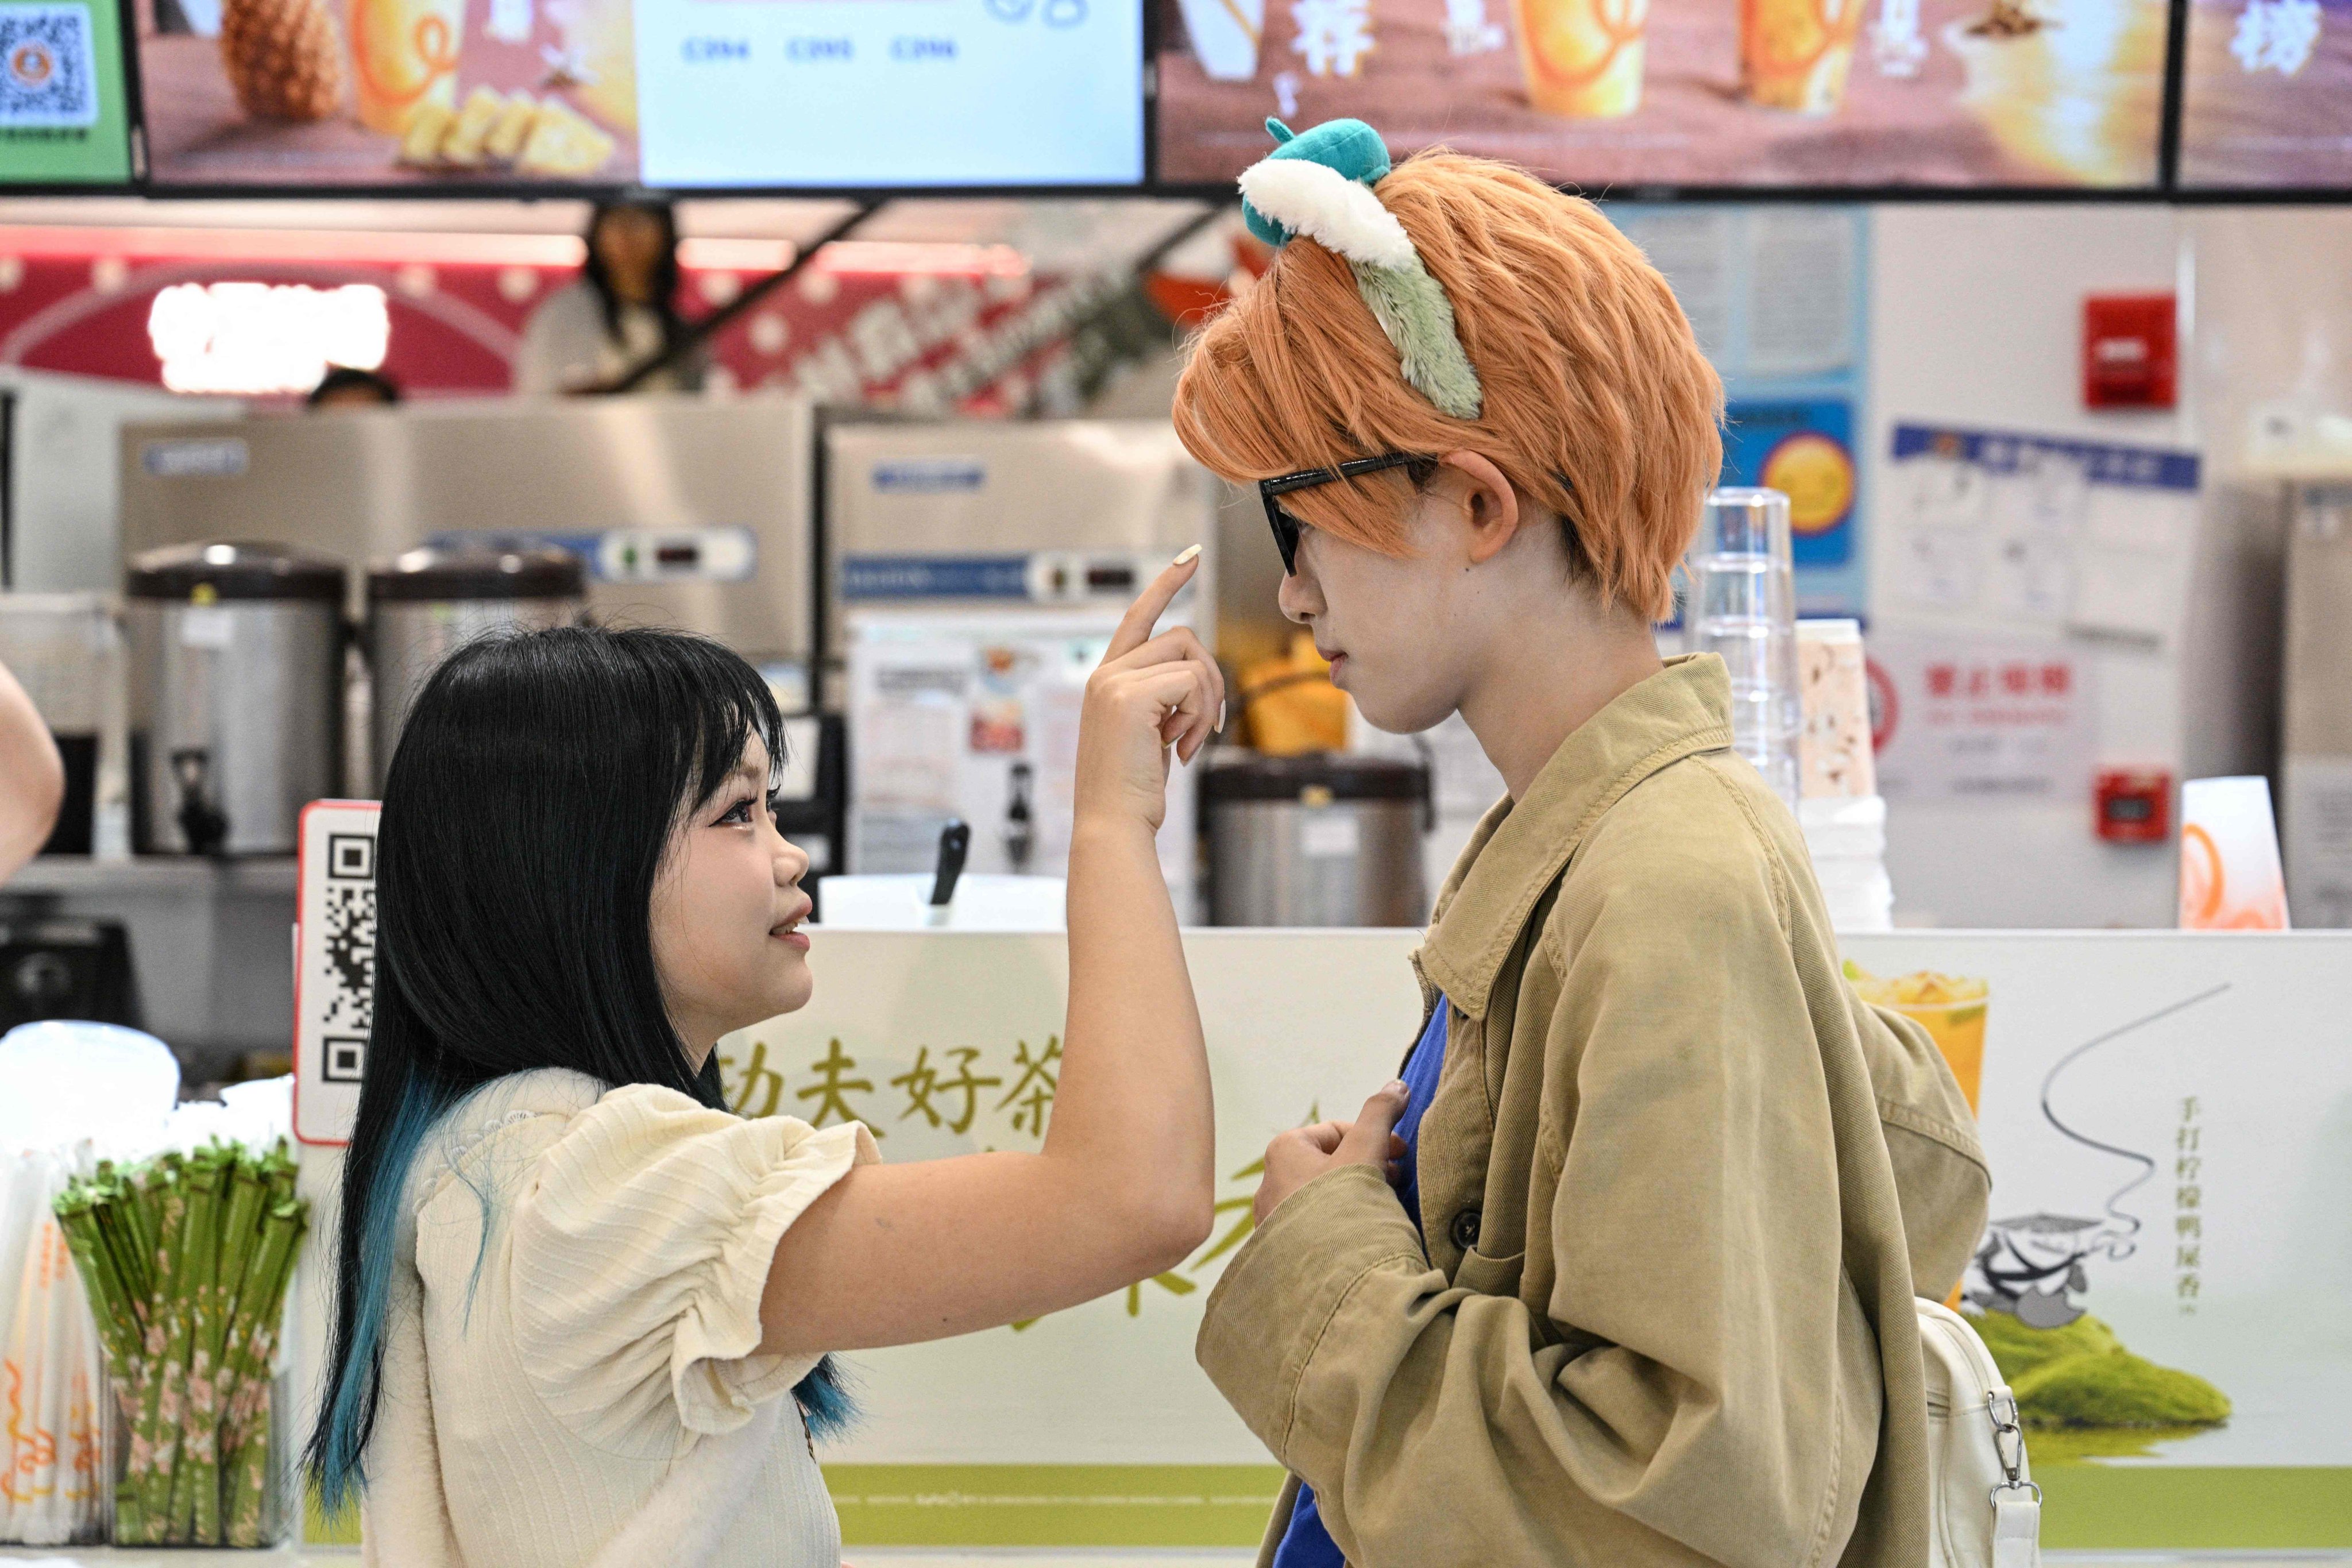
[1196,655,1990,1567]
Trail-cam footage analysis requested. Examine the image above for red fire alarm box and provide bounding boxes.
[2096,767,2172,843]
[2084,295,2177,410]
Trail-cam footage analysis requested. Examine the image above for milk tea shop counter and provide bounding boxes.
[8,136,2352,1568]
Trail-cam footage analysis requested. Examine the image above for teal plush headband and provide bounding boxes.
[1238,118,1483,421]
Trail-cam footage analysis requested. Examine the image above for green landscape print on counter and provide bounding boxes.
[1971,1308,2229,1461]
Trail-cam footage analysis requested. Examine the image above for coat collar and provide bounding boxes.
[1413,655,1736,1020]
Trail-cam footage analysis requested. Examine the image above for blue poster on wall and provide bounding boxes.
[1721,399,1857,569]
[1609,204,1871,616]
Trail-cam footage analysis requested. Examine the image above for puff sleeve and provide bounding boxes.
[508,1084,878,1458]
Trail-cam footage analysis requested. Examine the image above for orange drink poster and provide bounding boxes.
[1152,0,2167,187]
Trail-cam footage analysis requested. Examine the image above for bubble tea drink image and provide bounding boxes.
[1847,964,1990,1114]
[348,0,464,134]
[1513,0,1650,117]
[1740,0,1868,113]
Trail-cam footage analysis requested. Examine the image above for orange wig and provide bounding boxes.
[1172,153,1723,624]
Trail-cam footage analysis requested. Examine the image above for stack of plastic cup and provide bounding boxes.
[1685,486,1799,809]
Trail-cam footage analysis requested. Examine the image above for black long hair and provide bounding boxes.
[581,199,686,352]
[306,625,846,1512]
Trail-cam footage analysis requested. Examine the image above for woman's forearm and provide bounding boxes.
[757,560,1219,1356]
[1046,814,1215,1246]
[758,825,1216,1355]
[0,662,63,881]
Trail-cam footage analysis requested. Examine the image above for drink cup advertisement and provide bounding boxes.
[134,0,640,184]
[2178,0,2352,187]
[135,0,1144,186]
[1841,932,2352,1551]
[1153,0,2166,187]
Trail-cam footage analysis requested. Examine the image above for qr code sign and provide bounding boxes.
[299,802,379,1145]
[322,881,376,1035]
[0,6,97,129]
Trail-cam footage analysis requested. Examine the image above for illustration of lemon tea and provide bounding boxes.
[347,0,462,134]
[1740,0,1868,112]
[1944,0,2165,186]
[1848,963,1988,1113]
[1513,0,1650,117]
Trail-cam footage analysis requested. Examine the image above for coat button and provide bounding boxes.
[1449,1208,1481,1250]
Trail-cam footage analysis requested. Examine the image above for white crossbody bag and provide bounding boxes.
[1918,1298,2043,1568]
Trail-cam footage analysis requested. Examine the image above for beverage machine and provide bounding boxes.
[115,393,841,862]
[820,416,1216,914]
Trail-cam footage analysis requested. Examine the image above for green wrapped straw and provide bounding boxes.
[162,1148,227,1540]
[51,1139,310,1547]
[52,1184,149,1543]
[221,1199,306,1546]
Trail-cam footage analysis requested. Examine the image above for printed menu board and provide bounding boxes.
[1,0,135,183]
[133,0,1143,187]
[2177,0,2352,187]
[1153,0,2168,188]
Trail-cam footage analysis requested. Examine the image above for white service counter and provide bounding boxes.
[284,928,2352,1556]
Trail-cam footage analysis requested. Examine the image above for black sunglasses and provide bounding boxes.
[1258,453,1439,576]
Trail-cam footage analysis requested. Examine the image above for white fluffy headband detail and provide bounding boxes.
[1235,159,1418,272]
[1237,128,1485,421]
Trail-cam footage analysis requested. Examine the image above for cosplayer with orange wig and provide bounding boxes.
[1176,121,1991,1568]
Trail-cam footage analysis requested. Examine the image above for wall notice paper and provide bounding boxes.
[698,929,2352,1550]
[847,611,1196,907]
[1867,631,2097,804]
[292,800,379,1148]
[1885,425,2201,643]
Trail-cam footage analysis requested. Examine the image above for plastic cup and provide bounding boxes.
[1740,0,1867,114]
[348,0,464,136]
[1513,0,1650,118]
[1853,970,1989,1114]
[1687,487,1799,808]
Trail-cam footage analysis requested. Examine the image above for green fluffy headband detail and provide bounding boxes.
[1238,118,1484,421]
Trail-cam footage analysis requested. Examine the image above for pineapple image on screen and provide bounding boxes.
[219,0,347,121]
[517,98,615,175]
[440,83,505,165]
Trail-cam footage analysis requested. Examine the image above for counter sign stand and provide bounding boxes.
[293,800,379,1147]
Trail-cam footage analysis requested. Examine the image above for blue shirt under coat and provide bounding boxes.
[1270,995,1449,1568]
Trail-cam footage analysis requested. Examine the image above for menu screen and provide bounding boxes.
[1153,0,2167,189]
[135,0,1142,187]
[2178,0,2352,187]
[2,0,134,183]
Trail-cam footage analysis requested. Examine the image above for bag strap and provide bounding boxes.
[1986,1387,2041,1568]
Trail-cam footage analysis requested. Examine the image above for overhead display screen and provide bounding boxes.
[2177,0,2352,187]
[135,0,1142,187]
[1153,0,2168,189]
[2,0,136,184]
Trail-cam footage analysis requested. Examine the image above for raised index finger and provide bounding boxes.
[1104,547,1202,661]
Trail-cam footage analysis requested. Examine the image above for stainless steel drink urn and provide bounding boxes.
[366,546,585,790]
[1204,753,1430,927]
[126,542,345,856]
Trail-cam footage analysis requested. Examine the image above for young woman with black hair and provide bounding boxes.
[515,199,705,395]
[307,554,1221,1566]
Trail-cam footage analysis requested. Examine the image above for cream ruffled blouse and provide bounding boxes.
[359,1067,878,1567]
